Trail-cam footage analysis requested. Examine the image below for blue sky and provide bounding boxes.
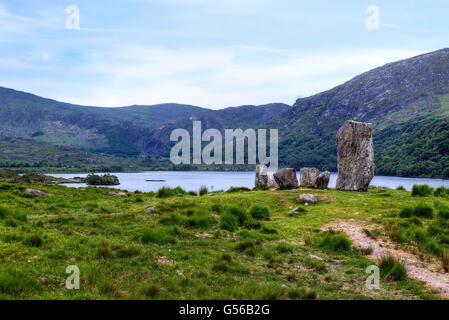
[0,0,447,109]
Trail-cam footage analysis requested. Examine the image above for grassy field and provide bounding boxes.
[0,181,448,300]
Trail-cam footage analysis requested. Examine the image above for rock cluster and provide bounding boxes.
[299,168,320,187]
[255,165,298,188]
[336,120,374,192]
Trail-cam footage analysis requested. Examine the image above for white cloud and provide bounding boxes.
[0,43,424,109]
[60,45,423,108]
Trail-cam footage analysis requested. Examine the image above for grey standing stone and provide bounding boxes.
[273,168,299,187]
[315,171,330,190]
[300,168,320,187]
[255,164,268,187]
[267,174,279,187]
[336,120,374,192]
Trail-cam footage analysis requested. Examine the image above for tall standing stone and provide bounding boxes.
[315,171,330,190]
[273,168,299,187]
[255,164,268,187]
[336,120,374,192]
[300,168,320,187]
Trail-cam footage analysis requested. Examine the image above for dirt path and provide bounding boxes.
[322,219,449,297]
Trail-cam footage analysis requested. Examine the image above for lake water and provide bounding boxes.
[49,171,449,193]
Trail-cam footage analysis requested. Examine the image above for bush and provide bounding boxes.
[412,184,433,197]
[199,185,208,196]
[227,205,248,225]
[85,173,119,186]
[434,186,449,197]
[319,232,351,252]
[414,204,433,218]
[0,269,41,296]
[396,186,406,191]
[249,205,270,220]
[276,242,294,253]
[157,186,187,198]
[399,204,433,218]
[220,213,239,232]
[23,234,43,247]
[139,229,176,245]
[442,250,449,272]
[435,201,449,219]
[379,255,407,281]
[399,207,414,218]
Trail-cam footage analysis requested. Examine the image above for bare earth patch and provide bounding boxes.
[322,219,449,297]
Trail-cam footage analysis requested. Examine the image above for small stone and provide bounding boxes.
[107,191,127,196]
[289,189,298,193]
[330,269,337,273]
[297,194,318,203]
[282,284,288,288]
[309,254,323,261]
[289,207,298,213]
[145,206,155,213]
[25,188,48,197]
[332,259,341,264]
[349,218,355,222]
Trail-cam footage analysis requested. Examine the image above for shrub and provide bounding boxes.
[399,204,433,218]
[413,229,428,245]
[220,213,239,232]
[139,229,176,245]
[399,207,414,218]
[396,186,406,191]
[199,185,208,196]
[23,234,43,247]
[185,211,215,229]
[276,242,294,254]
[249,205,270,220]
[85,173,119,186]
[434,186,449,198]
[435,201,449,219]
[319,232,351,252]
[425,241,442,256]
[379,255,407,281]
[442,250,449,272]
[414,204,433,218]
[0,269,41,296]
[156,186,187,198]
[385,223,406,243]
[226,187,251,193]
[227,205,248,225]
[412,184,433,197]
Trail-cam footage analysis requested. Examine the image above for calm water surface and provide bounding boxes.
[49,171,449,193]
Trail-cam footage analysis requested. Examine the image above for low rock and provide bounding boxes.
[25,188,48,197]
[297,194,318,203]
[289,189,298,193]
[314,171,330,190]
[273,168,298,187]
[145,206,155,213]
[300,168,320,187]
[309,254,323,261]
[107,191,127,196]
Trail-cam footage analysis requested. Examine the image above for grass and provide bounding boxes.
[0,181,444,300]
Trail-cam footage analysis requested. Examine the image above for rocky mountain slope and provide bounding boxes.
[271,48,449,178]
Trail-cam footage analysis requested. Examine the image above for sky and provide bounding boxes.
[0,0,448,109]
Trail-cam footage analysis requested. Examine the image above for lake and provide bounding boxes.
[48,171,449,193]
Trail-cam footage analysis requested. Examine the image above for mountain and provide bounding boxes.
[271,48,449,178]
[0,86,290,164]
